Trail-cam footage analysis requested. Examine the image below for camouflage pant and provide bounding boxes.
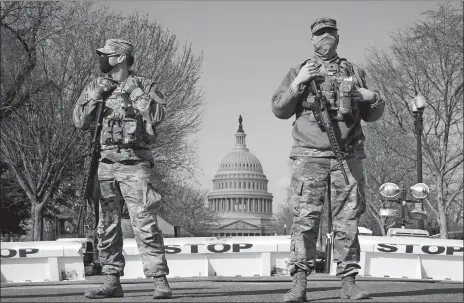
[288,156,366,278]
[97,160,169,277]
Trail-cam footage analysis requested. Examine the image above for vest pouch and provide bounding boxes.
[112,122,123,145]
[101,120,123,145]
[336,77,354,121]
[122,118,137,145]
[101,129,113,145]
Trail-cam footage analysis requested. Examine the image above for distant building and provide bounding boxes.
[206,116,275,236]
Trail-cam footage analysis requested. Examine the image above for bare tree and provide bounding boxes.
[0,3,205,240]
[0,93,83,240]
[273,185,294,235]
[363,121,416,235]
[0,2,66,120]
[158,180,216,236]
[0,2,93,240]
[365,3,463,238]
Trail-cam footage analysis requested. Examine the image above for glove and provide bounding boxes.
[352,87,378,103]
[294,61,323,85]
[89,77,117,100]
[122,77,144,99]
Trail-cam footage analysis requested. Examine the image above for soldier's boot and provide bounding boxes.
[153,275,173,299]
[340,274,369,300]
[283,270,308,302]
[84,274,124,299]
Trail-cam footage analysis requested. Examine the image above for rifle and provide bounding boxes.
[301,76,350,186]
[81,99,106,229]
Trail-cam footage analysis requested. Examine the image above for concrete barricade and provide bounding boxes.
[329,236,463,281]
[121,235,463,282]
[1,240,85,283]
[3,235,461,283]
[122,236,291,279]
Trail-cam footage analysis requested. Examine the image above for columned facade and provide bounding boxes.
[206,116,275,236]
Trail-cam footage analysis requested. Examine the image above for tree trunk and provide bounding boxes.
[381,222,387,236]
[435,179,449,239]
[367,204,387,236]
[31,203,44,241]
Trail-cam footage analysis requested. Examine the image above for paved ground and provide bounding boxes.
[1,275,463,302]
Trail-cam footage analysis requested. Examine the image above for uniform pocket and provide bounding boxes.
[289,177,304,216]
[143,181,162,211]
[290,177,304,196]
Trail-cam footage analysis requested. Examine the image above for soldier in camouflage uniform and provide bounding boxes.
[73,39,172,299]
[271,18,385,302]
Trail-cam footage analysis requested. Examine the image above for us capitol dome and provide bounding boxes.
[206,115,275,236]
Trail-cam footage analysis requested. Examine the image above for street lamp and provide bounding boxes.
[409,94,428,226]
[378,183,400,217]
[379,181,429,228]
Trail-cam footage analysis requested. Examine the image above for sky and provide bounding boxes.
[97,0,456,210]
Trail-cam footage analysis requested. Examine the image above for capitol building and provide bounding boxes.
[206,116,276,236]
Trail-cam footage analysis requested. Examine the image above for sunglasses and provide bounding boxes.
[98,53,122,58]
[313,28,338,36]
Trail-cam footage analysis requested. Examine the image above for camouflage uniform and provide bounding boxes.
[271,20,385,279]
[73,72,169,278]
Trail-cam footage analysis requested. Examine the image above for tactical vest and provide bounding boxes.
[297,58,360,125]
[100,84,146,149]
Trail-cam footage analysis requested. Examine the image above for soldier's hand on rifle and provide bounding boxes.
[291,60,322,92]
[351,87,378,103]
[89,77,117,100]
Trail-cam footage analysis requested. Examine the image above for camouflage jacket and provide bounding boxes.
[73,73,166,163]
[271,56,385,159]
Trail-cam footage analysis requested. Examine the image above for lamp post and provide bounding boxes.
[379,182,429,229]
[409,94,428,228]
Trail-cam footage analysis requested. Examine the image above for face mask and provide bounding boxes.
[99,56,116,73]
[312,33,338,61]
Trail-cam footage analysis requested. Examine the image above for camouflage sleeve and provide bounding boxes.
[130,77,167,136]
[353,65,385,122]
[73,79,99,130]
[271,66,304,119]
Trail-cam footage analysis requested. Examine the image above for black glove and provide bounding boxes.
[89,77,117,100]
[122,77,143,100]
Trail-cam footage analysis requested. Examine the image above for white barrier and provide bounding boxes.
[2,235,461,283]
[122,236,291,279]
[329,236,463,281]
[121,235,463,282]
[1,240,85,283]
